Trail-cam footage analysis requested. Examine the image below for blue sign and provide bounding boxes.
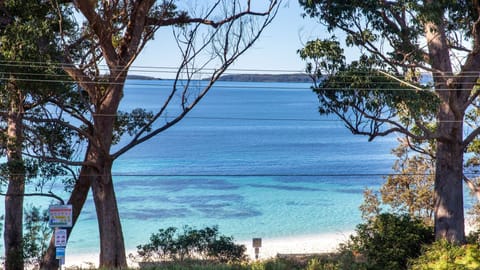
[56,247,66,260]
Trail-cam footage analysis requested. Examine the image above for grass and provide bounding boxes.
[64,254,335,270]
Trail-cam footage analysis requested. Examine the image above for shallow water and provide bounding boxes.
[2,80,398,256]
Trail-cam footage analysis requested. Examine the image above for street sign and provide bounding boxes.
[252,238,262,259]
[252,238,262,248]
[55,229,68,247]
[49,205,73,228]
[56,246,66,260]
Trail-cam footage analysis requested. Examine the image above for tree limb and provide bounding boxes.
[0,191,65,205]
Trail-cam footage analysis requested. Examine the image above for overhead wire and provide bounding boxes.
[0,62,478,179]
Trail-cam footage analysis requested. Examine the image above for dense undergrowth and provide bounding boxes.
[22,212,480,270]
[129,213,480,270]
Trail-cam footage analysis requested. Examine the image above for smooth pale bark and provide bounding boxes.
[89,83,127,268]
[4,99,25,270]
[424,13,466,243]
[434,108,465,243]
[91,162,126,268]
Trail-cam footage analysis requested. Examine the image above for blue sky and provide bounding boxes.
[132,1,328,78]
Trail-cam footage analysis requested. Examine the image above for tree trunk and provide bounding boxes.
[433,104,465,243]
[4,175,25,270]
[91,159,127,268]
[4,104,25,270]
[39,165,92,270]
[90,83,127,268]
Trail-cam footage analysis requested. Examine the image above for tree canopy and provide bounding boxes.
[299,0,480,243]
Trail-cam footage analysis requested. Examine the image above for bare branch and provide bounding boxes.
[146,1,277,29]
[0,191,65,205]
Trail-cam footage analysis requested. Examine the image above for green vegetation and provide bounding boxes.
[299,0,480,244]
[216,74,311,83]
[133,226,247,265]
[23,206,51,268]
[410,241,480,270]
[337,213,434,270]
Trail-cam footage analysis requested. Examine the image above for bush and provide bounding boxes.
[409,240,480,270]
[135,226,247,264]
[339,213,434,270]
[23,205,51,267]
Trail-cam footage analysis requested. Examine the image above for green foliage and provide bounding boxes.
[341,213,434,270]
[410,241,480,270]
[380,142,435,224]
[305,257,334,270]
[113,108,155,144]
[135,226,247,264]
[23,205,51,268]
[297,38,345,77]
[313,57,438,140]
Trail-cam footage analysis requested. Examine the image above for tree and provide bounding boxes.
[38,1,280,268]
[380,140,435,224]
[299,0,480,244]
[22,205,51,268]
[0,1,78,269]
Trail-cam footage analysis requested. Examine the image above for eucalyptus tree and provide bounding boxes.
[298,1,480,243]
[0,1,79,270]
[39,1,280,268]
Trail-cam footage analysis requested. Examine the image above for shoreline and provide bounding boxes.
[63,231,353,268]
[240,231,353,260]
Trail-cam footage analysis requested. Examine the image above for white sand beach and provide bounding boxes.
[63,231,352,268]
[241,232,353,260]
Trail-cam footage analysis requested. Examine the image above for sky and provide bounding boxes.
[132,0,330,78]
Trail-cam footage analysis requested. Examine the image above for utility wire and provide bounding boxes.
[0,172,445,177]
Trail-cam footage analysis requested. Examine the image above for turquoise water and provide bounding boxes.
[2,80,398,256]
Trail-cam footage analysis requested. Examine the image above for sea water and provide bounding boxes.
[2,80,398,256]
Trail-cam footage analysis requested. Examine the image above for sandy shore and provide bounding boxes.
[58,218,480,268]
[63,231,352,268]
[240,232,353,260]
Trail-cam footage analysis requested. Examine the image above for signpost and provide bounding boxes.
[55,247,66,266]
[49,204,72,269]
[55,229,68,247]
[252,238,262,259]
[49,205,73,228]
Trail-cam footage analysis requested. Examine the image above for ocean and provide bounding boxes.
[2,80,399,257]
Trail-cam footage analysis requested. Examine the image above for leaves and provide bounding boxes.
[113,108,154,144]
[134,226,247,263]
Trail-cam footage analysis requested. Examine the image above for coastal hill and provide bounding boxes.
[127,73,312,83]
[127,74,162,80]
[217,73,311,83]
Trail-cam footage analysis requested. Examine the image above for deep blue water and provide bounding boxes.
[3,80,399,255]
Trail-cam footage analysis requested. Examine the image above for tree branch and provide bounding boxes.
[0,191,65,205]
[146,1,277,29]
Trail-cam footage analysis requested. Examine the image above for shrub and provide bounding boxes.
[340,213,434,270]
[23,205,51,267]
[135,226,247,264]
[409,240,480,270]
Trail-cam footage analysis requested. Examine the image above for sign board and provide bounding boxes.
[55,229,68,247]
[55,246,66,260]
[49,205,72,228]
[252,238,262,248]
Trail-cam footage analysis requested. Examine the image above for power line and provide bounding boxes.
[2,59,480,75]
[0,172,447,177]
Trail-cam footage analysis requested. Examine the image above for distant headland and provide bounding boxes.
[126,75,162,80]
[127,73,312,83]
[217,73,311,83]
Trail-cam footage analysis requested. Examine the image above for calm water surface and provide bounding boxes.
[4,80,399,255]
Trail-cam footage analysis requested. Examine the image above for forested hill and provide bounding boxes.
[217,73,311,83]
[127,75,161,80]
[126,73,312,83]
